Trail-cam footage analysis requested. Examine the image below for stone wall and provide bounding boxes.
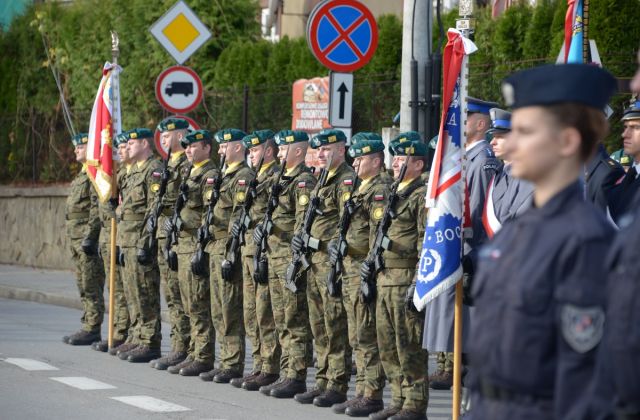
[0,185,74,270]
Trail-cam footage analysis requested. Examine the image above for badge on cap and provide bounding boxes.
[298,194,309,206]
[286,135,294,143]
[561,304,605,353]
[328,135,337,143]
[224,133,232,140]
[167,123,175,130]
[130,132,138,139]
[251,137,260,145]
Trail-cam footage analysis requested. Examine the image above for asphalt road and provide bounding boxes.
[0,298,453,419]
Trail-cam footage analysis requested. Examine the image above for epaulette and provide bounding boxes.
[605,158,618,169]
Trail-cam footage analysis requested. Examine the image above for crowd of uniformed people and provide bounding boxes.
[61,61,640,420]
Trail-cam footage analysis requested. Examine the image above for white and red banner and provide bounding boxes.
[414,29,477,310]
[87,62,121,202]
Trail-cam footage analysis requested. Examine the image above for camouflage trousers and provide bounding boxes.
[208,239,245,371]
[70,240,105,333]
[245,254,281,374]
[158,248,190,353]
[271,256,311,380]
[343,255,385,399]
[376,272,429,411]
[99,239,129,341]
[308,254,349,394]
[177,251,214,363]
[121,247,162,348]
[437,352,454,373]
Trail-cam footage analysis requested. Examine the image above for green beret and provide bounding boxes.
[181,129,212,148]
[309,129,347,149]
[214,128,246,144]
[242,129,275,149]
[274,130,309,145]
[114,131,129,147]
[348,132,385,158]
[126,128,153,140]
[157,117,189,132]
[71,132,89,147]
[390,140,428,157]
[392,131,422,144]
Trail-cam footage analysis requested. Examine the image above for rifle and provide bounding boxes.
[252,148,289,284]
[145,148,172,251]
[220,153,265,281]
[360,157,410,304]
[284,154,334,293]
[326,176,360,297]
[163,161,193,271]
[190,155,226,276]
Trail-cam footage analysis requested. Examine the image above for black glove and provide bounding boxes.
[230,220,242,239]
[116,246,125,267]
[136,246,154,266]
[146,214,157,234]
[405,283,418,312]
[328,239,341,266]
[462,254,474,306]
[359,259,373,283]
[291,233,305,253]
[221,259,233,282]
[252,223,266,246]
[108,197,119,211]
[81,237,98,256]
[163,218,174,237]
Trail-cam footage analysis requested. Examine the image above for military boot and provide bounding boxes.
[213,368,243,384]
[270,379,307,399]
[168,356,194,374]
[430,370,453,390]
[368,405,401,420]
[293,386,324,404]
[243,372,279,391]
[127,345,161,363]
[93,339,124,353]
[388,409,427,420]
[62,330,84,344]
[153,351,188,370]
[259,376,286,395]
[111,342,137,357]
[313,389,347,407]
[345,397,385,417]
[199,367,222,382]
[67,330,101,346]
[333,395,362,414]
[118,344,141,360]
[179,360,214,376]
[230,371,260,388]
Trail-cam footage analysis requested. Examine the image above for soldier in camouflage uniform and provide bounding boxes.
[198,128,253,383]
[254,130,316,398]
[63,133,105,346]
[227,130,282,390]
[284,129,355,407]
[328,133,391,416]
[93,132,131,352]
[115,128,163,363]
[147,118,191,370]
[361,135,430,420]
[165,130,219,377]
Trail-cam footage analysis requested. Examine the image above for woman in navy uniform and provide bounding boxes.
[467,64,617,419]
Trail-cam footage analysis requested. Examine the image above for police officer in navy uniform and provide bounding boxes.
[467,63,617,419]
[585,143,624,212]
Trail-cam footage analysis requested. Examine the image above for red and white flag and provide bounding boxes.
[86,62,121,203]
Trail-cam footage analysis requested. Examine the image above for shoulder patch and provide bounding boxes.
[483,163,500,171]
[205,190,213,200]
[236,191,246,203]
[298,181,306,188]
[343,178,353,186]
[298,194,309,206]
[206,178,215,185]
[150,183,160,193]
[152,171,162,178]
[560,304,605,353]
[374,194,384,201]
[238,179,246,186]
[373,206,384,220]
[606,158,617,168]
[341,191,351,202]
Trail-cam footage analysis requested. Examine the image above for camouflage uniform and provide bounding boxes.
[306,161,355,394]
[176,159,218,363]
[267,163,317,379]
[117,156,163,348]
[154,151,191,354]
[65,166,105,333]
[243,161,281,375]
[341,170,392,399]
[205,161,253,371]
[375,176,429,411]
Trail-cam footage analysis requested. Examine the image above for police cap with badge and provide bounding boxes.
[487,108,511,134]
[274,129,309,145]
[309,128,347,149]
[214,128,247,144]
[242,129,275,149]
[71,132,89,147]
[181,129,212,148]
[467,97,499,115]
[621,99,640,121]
[157,117,189,133]
[348,132,385,158]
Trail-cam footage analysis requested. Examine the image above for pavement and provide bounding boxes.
[0,264,455,419]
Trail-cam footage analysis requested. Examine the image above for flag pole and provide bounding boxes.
[582,0,590,63]
[108,31,120,349]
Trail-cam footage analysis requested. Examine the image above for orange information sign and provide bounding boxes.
[291,77,331,133]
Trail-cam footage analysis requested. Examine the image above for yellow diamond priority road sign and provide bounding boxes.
[150,1,211,65]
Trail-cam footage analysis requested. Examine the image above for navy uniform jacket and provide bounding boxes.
[466,139,502,248]
[609,162,640,223]
[468,181,615,419]
[585,146,625,212]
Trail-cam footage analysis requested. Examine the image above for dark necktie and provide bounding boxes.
[622,167,638,189]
